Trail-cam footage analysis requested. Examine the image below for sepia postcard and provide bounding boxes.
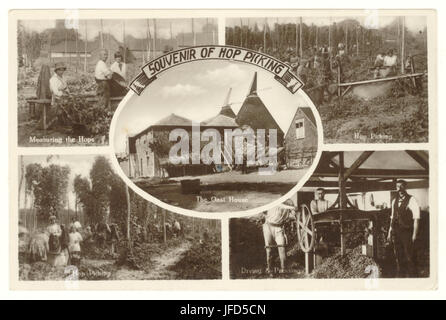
[8,9,437,291]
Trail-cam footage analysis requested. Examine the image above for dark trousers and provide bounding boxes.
[96,79,110,109]
[392,227,417,278]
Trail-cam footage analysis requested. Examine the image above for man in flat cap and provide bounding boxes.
[387,180,421,277]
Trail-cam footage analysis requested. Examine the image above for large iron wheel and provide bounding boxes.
[297,204,315,253]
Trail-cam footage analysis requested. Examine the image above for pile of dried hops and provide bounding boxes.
[311,246,382,279]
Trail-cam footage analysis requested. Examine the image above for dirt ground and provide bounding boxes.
[19,237,222,281]
[135,168,308,212]
[319,85,429,144]
[317,63,429,144]
[171,169,308,184]
[114,241,192,280]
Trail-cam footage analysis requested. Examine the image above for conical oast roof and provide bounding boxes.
[219,88,236,118]
[236,72,284,139]
[220,106,236,118]
[202,88,237,126]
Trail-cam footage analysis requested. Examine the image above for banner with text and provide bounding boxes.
[129,45,304,95]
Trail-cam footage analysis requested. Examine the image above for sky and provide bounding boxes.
[20,18,217,42]
[113,59,310,153]
[18,154,117,209]
[226,16,427,33]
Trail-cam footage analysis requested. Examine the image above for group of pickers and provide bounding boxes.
[259,42,413,104]
[22,215,120,268]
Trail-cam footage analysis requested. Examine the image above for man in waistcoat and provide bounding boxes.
[387,180,420,277]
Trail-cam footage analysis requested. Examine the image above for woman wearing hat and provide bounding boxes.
[46,215,65,266]
[49,62,69,105]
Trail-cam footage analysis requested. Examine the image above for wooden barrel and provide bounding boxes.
[180,179,201,194]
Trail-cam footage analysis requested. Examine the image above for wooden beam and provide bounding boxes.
[343,151,374,181]
[312,168,428,179]
[338,152,346,256]
[405,150,429,170]
[304,179,429,192]
[338,72,426,87]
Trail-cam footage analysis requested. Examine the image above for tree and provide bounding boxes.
[109,174,128,227]
[25,163,70,219]
[73,174,94,220]
[89,156,114,223]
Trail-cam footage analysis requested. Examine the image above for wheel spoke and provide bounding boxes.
[298,221,313,236]
[304,214,311,227]
[299,233,305,245]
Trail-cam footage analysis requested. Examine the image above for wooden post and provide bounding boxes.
[356,26,359,56]
[263,18,267,51]
[108,28,111,59]
[329,20,332,70]
[153,19,157,56]
[84,21,87,73]
[31,194,36,231]
[345,25,348,54]
[163,209,167,245]
[246,19,250,47]
[24,183,28,229]
[337,64,342,97]
[100,19,104,49]
[338,152,346,256]
[295,19,298,56]
[18,155,24,210]
[191,18,196,46]
[75,28,79,72]
[123,21,126,63]
[43,103,47,132]
[48,31,52,65]
[64,30,68,64]
[125,185,131,242]
[305,252,314,274]
[299,17,303,58]
[397,17,400,62]
[75,194,77,220]
[146,19,151,61]
[240,18,243,47]
[369,220,377,258]
[401,16,406,74]
[66,193,70,226]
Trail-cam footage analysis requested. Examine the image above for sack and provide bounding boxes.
[48,233,61,253]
